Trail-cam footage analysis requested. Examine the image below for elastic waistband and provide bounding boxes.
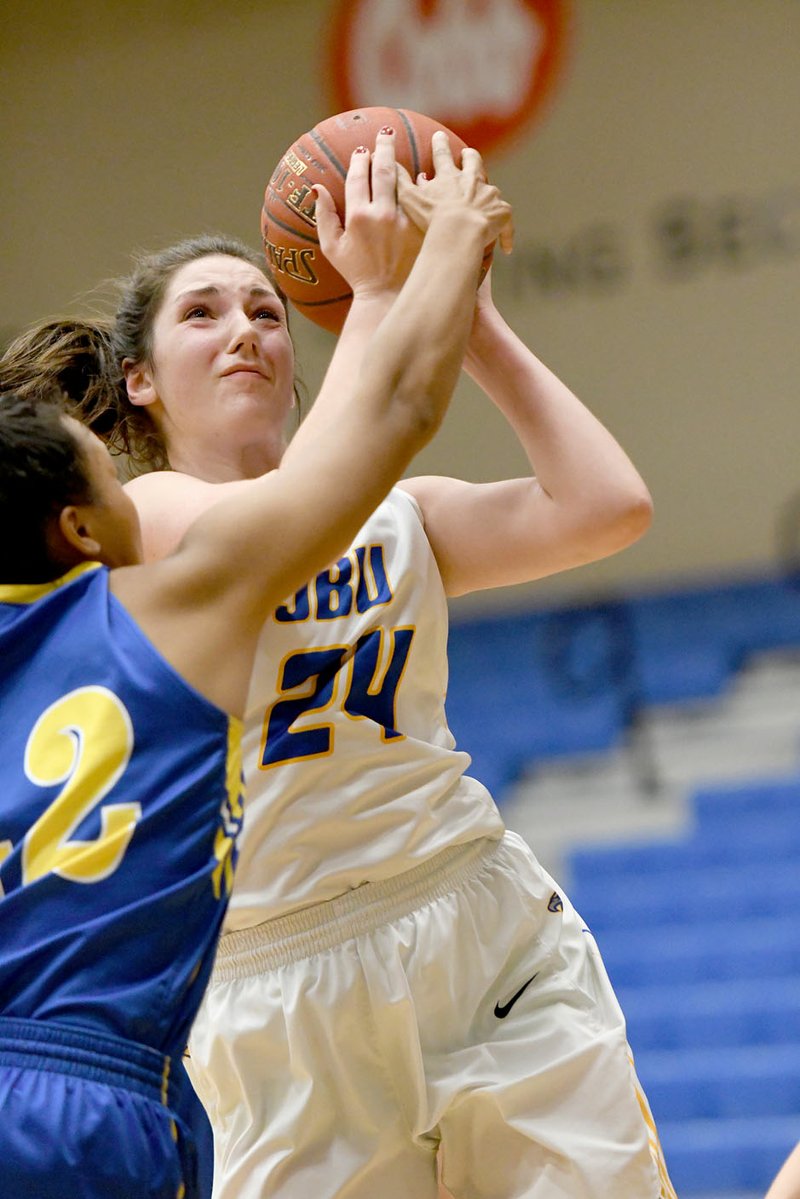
[214,836,501,978]
[0,1016,173,1106]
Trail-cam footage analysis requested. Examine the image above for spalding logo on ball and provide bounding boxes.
[261,106,493,334]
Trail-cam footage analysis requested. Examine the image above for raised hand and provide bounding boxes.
[396,131,514,256]
[313,129,423,298]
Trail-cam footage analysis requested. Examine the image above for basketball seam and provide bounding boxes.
[262,199,319,247]
[393,109,420,178]
[308,130,349,180]
[292,292,352,310]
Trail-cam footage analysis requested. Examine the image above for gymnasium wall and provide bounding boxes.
[2,0,798,612]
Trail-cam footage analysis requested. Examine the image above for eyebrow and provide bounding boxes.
[174,284,278,302]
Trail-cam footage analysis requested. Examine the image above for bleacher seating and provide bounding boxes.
[568,776,800,1194]
[446,570,800,802]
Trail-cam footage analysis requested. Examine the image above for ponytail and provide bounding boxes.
[0,319,168,472]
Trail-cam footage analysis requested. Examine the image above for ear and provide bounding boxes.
[57,505,103,562]
[123,357,158,409]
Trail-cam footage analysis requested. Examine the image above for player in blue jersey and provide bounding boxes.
[0,131,513,1199]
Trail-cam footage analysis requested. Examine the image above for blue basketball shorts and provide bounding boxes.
[0,1016,201,1199]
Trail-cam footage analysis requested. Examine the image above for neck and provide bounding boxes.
[166,431,286,482]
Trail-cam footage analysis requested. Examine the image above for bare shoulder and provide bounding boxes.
[400,473,474,514]
[124,470,211,506]
[124,471,252,562]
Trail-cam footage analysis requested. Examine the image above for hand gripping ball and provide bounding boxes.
[261,106,493,333]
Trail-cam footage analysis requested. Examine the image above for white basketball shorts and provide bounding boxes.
[187,831,676,1199]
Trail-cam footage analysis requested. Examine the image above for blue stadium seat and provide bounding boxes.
[596,912,800,987]
[447,572,800,800]
[572,858,800,930]
[658,1114,799,1194]
[620,978,800,1052]
[637,1044,800,1120]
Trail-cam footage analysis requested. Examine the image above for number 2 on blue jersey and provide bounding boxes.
[0,686,140,896]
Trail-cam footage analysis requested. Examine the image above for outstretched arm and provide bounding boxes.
[401,270,653,597]
[310,131,424,416]
[114,133,513,716]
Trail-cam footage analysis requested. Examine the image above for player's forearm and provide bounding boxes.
[286,208,486,468]
[357,209,487,434]
[312,291,398,416]
[465,311,651,547]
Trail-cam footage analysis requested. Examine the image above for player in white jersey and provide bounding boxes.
[5,131,674,1197]
[229,486,503,927]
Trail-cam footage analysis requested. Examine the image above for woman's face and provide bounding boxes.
[128,254,296,476]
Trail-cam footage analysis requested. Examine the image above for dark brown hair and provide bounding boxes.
[0,388,94,582]
[0,318,161,467]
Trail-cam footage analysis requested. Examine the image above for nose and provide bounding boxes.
[226,308,259,354]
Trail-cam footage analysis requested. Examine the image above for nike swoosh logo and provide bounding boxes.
[493,974,538,1019]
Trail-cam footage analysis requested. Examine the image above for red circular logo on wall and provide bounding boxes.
[327,0,570,158]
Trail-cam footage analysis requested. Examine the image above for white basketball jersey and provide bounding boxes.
[226,487,504,930]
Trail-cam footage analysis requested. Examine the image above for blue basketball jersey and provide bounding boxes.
[0,562,244,1060]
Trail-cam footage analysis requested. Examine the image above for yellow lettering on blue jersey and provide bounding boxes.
[211,826,236,901]
[0,840,11,897]
[22,686,140,885]
[211,720,245,899]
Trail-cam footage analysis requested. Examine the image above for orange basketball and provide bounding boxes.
[261,107,494,333]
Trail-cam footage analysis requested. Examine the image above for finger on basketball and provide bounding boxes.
[499,210,515,254]
[396,167,427,231]
[461,146,486,181]
[431,130,456,173]
[313,185,343,254]
[396,163,415,194]
[370,127,398,207]
[343,145,371,216]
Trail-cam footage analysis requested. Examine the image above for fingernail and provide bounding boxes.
[379,125,394,135]
[354,145,368,153]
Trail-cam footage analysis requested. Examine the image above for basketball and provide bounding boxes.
[261,107,494,333]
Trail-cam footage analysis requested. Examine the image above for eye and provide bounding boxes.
[254,306,283,323]
[183,305,211,320]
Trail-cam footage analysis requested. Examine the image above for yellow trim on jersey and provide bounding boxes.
[629,1051,678,1199]
[225,717,244,823]
[211,717,245,900]
[161,1056,172,1107]
[0,561,102,605]
[0,839,12,898]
